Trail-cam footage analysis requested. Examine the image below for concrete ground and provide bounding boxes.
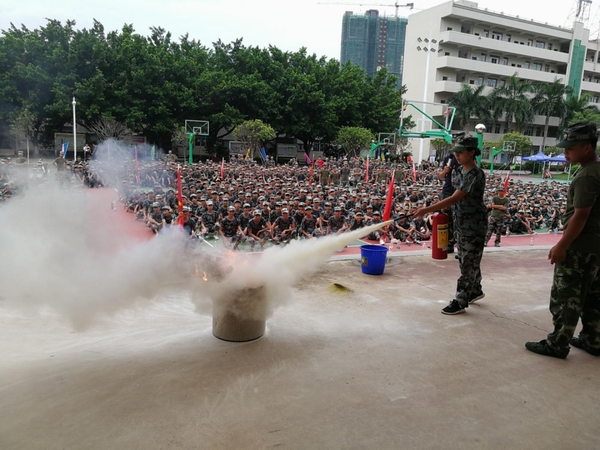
[1,249,599,450]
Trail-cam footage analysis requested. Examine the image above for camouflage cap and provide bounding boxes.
[450,135,481,156]
[556,121,598,148]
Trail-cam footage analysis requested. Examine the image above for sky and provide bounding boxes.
[0,0,588,60]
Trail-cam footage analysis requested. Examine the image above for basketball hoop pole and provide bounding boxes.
[489,147,505,174]
[188,134,194,165]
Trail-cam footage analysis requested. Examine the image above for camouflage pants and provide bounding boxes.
[547,250,600,353]
[485,217,505,245]
[455,234,485,307]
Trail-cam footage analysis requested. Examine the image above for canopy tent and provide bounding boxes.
[548,153,566,162]
[522,151,550,162]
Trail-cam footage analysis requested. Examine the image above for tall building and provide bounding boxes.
[341,10,408,89]
[402,0,600,160]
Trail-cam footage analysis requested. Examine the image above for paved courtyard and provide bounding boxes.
[1,249,598,450]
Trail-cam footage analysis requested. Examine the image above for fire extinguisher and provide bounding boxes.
[431,212,448,260]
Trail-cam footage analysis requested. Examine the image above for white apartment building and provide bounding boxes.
[403,0,600,160]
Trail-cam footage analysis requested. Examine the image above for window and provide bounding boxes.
[533,63,542,71]
[499,80,506,87]
[545,65,550,72]
[548,43,553,50]
[480,53,487,62]
[524,61,530,69]
[440,99,446,104]
[535,128,542,137]
[495,125,501,134]
[447,27,453,31]
[469,80,475,84]
[477,76,484,85]
[445,52,450,56]
[490,55,499,64]
[536,41,545,49]
[505,34,511,42]
[591,96,599,103]
[487,78,497,87]
[527,39,533,46]
[516,64,522,68]
[472,56,478,60]
[502,57,509,65]
[442,76,448,80]
[492,31,503,40]
[483,29,489,37]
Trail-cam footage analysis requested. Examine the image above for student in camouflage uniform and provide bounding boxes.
[219,206,243,250]
[526,122,600,358]
[485,186,509,247]
[415,136,487,315]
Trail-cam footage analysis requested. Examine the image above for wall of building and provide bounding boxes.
[341,10,407,89]
[402,0,598,159]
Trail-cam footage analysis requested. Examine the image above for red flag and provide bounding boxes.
[308,162,314,185]
[177,165,184,226]
[134,148,141,184]
[382,170,395,221]
[220,158,225,179]
[364,155,369,182]
[503,173,510,195]
[412,162,417,182]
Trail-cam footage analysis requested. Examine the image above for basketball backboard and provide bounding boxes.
[185,120,210,136]
[399,100,455,144]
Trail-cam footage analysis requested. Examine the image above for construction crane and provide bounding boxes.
[318,1,414,17]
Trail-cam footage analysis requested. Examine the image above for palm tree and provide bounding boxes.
[532,79,572,150]
[493,74,534,134]
[448,84,487,132]
[563,93,599,129]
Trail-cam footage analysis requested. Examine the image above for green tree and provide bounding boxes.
[232,119,276,160]
[532,79,571,150]
[563,93,598,128]
[448,84,487,132]
[336,126,373,157]
[493,74,534,133]
[10,107,36,159]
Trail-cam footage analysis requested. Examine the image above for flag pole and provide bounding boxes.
[72,97,77,162]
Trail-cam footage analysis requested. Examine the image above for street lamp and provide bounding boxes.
[475,123,486,167]
[416,37,443,163]
[72,97,77,162]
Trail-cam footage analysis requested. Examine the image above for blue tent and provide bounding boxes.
[548,153,566,162]
[522,151,550,162]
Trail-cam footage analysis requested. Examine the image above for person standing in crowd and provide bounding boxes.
[485,186,509,247]
[438,150,459,253]
[415,136,487,315]
[526,122,600,358]
[319,163,330,187]
[340,162,351,187]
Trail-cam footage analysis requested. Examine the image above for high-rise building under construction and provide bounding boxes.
[340,10,408,89]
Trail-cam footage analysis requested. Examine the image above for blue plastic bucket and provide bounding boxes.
[360,244,388,275]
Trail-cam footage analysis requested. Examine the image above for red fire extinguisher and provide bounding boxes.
[431,212,448,260]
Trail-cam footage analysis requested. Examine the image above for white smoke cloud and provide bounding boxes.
[0,176,389,331]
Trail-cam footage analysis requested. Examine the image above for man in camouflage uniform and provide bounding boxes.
[219,206,243,250]
[415,136,487,315]
[526,122,600,358]
[485,186,509,247]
